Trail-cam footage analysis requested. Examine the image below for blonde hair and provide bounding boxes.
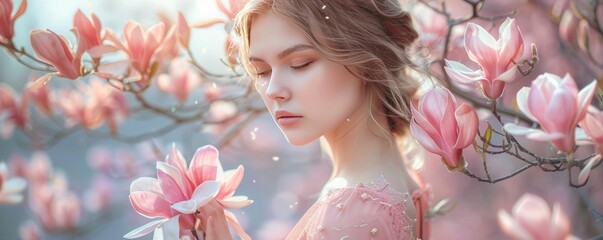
[234,0,425,166]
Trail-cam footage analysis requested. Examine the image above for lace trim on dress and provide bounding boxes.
[288,175,417,239]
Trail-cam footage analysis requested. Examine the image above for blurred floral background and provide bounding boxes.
[0,0,602,239]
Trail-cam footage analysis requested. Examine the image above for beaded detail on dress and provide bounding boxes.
[286,175,419,240]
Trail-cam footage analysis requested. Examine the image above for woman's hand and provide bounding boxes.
[198,199,233,240]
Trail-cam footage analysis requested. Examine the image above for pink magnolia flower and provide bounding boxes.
[410,87,479,171]
[73,9,101,51]
[0,0,27,44]
[30,29,86,88]
[0,83,28,139]
[498,193,576,240]
[445,18,525,100]
[72,9,116,59]
[0,162,27,204]
[105,21,166,75]
[504,73,597,153]
[577,106,603,185]
[125,144,252,239]
[157,57,201,103]
[88,79,129,134]
[29,171,82,231]
[411,3,447,48]
[22,152,52,186]
[57,85,103,129]
[155,27,179,63]
[579,106,603,154]
[56,79,128,132]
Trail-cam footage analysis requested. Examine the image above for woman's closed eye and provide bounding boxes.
[290,61,312,71]
[257,61,313,77]
[257,69,271,78]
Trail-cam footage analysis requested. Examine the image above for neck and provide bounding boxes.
[322,108,404,185]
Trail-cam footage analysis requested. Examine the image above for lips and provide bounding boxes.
[274,110,302,127]
[274,110,302,120]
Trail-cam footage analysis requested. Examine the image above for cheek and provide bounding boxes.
[300,64,362,125]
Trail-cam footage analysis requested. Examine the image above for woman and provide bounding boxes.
[199,0,430,239]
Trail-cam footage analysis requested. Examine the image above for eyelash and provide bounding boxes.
[257,61,312,77]
[291,61,312,70]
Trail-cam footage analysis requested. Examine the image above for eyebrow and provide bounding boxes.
[249,44,314,62]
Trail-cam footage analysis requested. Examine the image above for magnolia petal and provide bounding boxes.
[97,60,131,80]
[103,29,127,52]
[88,45,119,59]
[157,170,188,204]
[550,203,571,240]
[410,120,446,157]
[420,88,453,129]
[225,210,252,240]
[526,131,565,142]
[30,30,68,66]
[152,227,164,240]
[171,181,220,214]
[453,103,479,149]
[410,103,440,143]
[219,196,253,209]
[189,145,220,185]
[444,60,485,84]
[560,73,579,95]
[497,210,533,240]
[575,80,598,121]
[130,177,162,194]
[527,80,552,125]
[153,215,180,240]
[147,22,166,48]
[544,87,577,135]
[27,74,54,92]
[157,74,173,94]
[512,194,551,240]
[439,92,458,149]
[495,65,517,83]
[497,18,524,68]
[177,12,190,48]
[13,0,28,21]
[464,23,498,76]
[156,162,187,197]
[124,218,168,239]
[578,155,601,185]
[504,124,544,136]
[129,191,173,219]
[218,165,244,199]
[515,87,537,122]
[166,143,188,178]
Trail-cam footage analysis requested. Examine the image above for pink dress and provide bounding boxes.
[287,175,430,240]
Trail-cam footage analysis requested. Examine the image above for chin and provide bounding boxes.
[282,133,317,146]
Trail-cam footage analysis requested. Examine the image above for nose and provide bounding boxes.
[264,71,291,101]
